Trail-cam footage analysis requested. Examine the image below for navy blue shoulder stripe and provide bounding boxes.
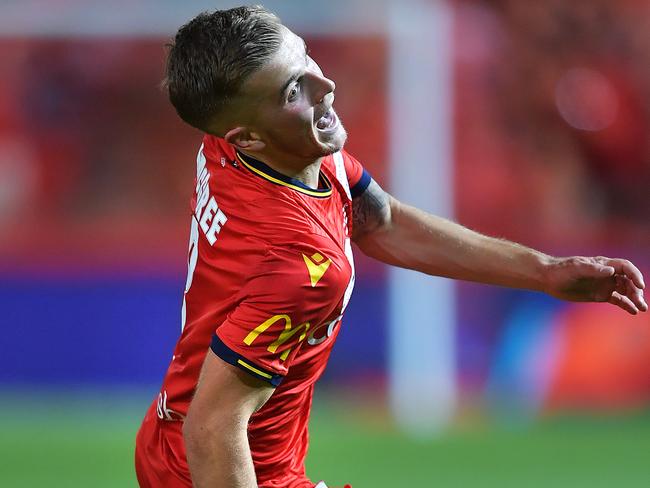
[350,169,372,198]
[210,334,284,387]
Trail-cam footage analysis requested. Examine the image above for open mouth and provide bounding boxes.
[315,108,338,132]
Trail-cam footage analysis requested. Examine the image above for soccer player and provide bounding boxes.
[134,6,647,488]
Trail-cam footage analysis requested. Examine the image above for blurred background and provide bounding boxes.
[1,0,649,486]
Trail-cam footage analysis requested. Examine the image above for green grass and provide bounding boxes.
[1,390,649,487]
[307,398,650,487]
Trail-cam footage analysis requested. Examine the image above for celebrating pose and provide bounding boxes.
[135,6,646,488]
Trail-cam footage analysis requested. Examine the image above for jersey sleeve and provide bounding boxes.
[341,149,372,198]
[211,245,339,387]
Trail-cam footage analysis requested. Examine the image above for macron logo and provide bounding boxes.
[302,252,331,287]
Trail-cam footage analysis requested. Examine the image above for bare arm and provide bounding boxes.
[352,179,647,314]
[183,350,274,488]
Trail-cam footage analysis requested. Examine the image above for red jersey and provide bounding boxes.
[135,135,370,488]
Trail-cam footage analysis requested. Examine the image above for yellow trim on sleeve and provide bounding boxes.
[237,359,273,379]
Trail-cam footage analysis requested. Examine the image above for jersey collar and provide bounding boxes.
[236,151,332,198]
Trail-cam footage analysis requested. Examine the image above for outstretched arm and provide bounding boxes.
[351,179,647,314]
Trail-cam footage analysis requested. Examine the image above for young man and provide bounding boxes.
[135,6,646,488]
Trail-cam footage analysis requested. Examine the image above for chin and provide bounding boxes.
[317,125,347,156]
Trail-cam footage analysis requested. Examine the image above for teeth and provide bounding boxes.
[316,109,335,130]
[316,111,331,130]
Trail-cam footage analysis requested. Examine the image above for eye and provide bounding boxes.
[287,82,300,102]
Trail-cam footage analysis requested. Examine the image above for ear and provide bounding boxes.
[223,127,266,151]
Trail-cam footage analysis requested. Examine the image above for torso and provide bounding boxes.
[154,135,356,487]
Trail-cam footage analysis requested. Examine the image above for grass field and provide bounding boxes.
[1,389,649,487]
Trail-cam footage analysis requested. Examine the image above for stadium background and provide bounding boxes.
[1,0,649,486]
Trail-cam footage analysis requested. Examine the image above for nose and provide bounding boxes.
[308,72,336,104]
[322,76,336,94]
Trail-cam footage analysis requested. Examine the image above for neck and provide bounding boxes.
[238,149,323,188]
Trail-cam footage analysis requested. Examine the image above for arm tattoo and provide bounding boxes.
[351,179,392,241]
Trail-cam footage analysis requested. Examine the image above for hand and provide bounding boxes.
[543,256,647,314]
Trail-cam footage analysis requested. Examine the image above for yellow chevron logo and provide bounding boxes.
[302,252,331,287]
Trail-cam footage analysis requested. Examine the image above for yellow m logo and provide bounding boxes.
[302,252,331,287]
[243,314,311,361]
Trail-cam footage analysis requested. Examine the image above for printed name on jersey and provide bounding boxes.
[302,252,332,287]
[195,145,228,245]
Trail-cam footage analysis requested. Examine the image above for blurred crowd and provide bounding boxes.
[0,39,197,266]
[0,35,384,267]
[456,0,650,250]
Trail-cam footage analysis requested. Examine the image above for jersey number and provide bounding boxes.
[181,216,199,331]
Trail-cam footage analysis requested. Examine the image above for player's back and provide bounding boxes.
[136,135,364,487]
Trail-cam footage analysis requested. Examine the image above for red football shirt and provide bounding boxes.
[136,135,370,488]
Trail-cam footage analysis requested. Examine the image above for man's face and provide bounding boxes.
[237,26,347,161]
